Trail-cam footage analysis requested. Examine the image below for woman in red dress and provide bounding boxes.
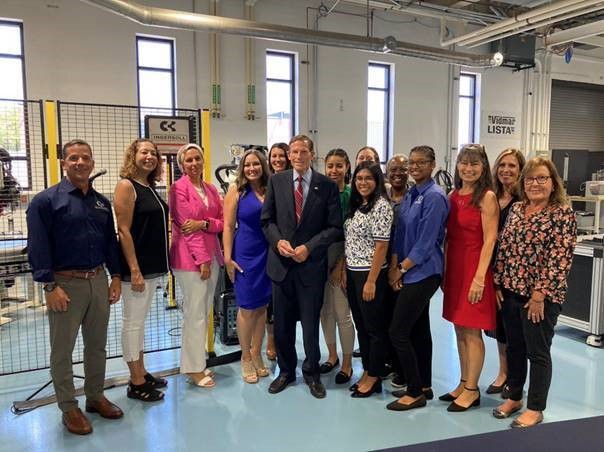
[441,144,499,412]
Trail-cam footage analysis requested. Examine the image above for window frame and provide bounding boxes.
[458,72,478,147]
[0,20,30,189]
[367,62,393,164]
[266,50,297,144]
[136,35,176,135]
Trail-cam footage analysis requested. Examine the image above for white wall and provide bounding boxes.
[4,0,599,188]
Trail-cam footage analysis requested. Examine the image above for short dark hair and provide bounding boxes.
[289,134,314,152]
[409,145,435,162]
[62,139,92,159]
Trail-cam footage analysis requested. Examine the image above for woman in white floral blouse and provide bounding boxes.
[493,157,577,428]
[344,161,393,398]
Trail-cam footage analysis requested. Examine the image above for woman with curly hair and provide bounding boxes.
[114,138,169,401]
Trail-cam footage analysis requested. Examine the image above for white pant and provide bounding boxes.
[174,261,219,374]
[320,281,355,354]
[121,276,161,362]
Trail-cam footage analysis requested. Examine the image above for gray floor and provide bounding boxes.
[1,291,604,452]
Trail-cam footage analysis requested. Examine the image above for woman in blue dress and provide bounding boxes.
[223,149,273,384]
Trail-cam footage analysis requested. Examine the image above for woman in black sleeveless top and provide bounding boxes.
[485,148,525,396]
[114,139,169,402]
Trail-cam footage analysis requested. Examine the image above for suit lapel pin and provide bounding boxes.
[313,186,319,191]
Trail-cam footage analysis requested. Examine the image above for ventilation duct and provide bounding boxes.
[82,0,502,67]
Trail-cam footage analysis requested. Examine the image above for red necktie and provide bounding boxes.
[295,175,303,223]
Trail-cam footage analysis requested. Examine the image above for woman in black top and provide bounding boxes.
[485,148,525,396]
[115,138,170,402]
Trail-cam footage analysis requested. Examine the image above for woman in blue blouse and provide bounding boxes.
[386,145,450,411]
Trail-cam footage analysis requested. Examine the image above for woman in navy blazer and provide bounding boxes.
[169,143,224,388]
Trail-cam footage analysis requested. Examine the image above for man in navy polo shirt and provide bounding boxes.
[27,139,122,435]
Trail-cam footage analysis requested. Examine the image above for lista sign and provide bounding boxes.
[144,115,195,154]
[482,111,518,138]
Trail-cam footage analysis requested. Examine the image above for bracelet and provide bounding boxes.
[472,278,485,288]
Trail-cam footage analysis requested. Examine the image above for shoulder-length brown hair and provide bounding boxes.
[519,157,569,207]
[119,138,163,187]
[492,148,526,199]
[235,149,270,194]
[454,143,493,207]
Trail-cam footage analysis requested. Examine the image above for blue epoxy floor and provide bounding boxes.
[1,291,604,452]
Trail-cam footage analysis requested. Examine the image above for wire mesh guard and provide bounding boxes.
[0,100,201,376]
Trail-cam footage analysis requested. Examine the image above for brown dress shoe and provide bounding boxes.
[85,397,124,419]
[62,408,92,435]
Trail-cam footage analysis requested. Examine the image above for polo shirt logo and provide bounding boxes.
[414,195,424,204]
[95,200,109,211]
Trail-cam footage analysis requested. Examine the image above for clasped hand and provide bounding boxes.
[277,240,309,263]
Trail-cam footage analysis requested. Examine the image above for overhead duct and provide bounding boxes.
[82,0,502,67]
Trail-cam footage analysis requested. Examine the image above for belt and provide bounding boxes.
[55,266,103,280]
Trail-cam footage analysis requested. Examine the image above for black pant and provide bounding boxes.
[273,266,325,379]
[502,289,561,411]
[389,275,440,397]
[383,284,403,377]
[347,268,388,378]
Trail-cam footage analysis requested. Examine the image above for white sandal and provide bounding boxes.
[189,375,215,388]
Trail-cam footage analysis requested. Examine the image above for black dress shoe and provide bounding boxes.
[335,370,352,384]
[351,379,382,398]
[386,395,427,411]
[447,387,481,412]
[319,358,340,374]
[486,380,507,394]
[268,375,295,394]
[308,381,326,399]
[392,388,433,400]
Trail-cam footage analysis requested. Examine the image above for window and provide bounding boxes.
[367,62,393,163]
[0,20,29,189]
[136,36,176,133]
[266,51,296,146]
[458,72,478,149]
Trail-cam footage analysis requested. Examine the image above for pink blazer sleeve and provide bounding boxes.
[169,180,209,266]
[204,183,224,233]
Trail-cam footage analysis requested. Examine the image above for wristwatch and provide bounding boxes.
[43,282,58,293]
[397,263,408,274]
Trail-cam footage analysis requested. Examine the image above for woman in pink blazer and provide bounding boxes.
[169,143,224,388]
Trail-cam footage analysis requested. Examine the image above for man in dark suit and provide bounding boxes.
[261,134,343,399]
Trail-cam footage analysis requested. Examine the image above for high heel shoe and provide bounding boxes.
[438,379,466,402]
[351,379,382,398]
[447,387,480,412]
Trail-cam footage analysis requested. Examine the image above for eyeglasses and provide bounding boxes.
[524,175,551,185]
[408,160,432,168]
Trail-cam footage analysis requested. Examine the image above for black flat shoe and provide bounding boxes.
[502,384,511,399]
[349,382,359,392]
[386,395,427,411]
[392,388,433,400]
[351,379,382,398]
[319,358,340,374]
[268,375,295,394]
[439,379,466,401]
[144,373,168,388]
[447,387,480,412]
[335,370,352,384]
[486,380,507,394]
